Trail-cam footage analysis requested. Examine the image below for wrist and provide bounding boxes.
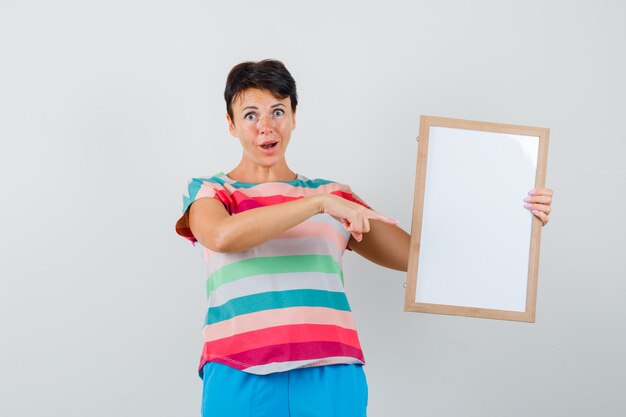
[309,194,328,215]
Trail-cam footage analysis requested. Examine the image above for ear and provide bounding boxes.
[291,108,297,130]
[226,113,237,137]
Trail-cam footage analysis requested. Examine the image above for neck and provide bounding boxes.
[227,160,297,183]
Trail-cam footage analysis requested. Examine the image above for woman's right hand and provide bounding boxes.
[317,194,398,242]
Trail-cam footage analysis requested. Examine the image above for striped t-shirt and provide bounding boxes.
[175,172,369,376]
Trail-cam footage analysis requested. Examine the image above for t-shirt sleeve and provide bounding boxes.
[175,177,231,244]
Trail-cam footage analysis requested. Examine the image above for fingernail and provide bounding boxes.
[523,197,530,202]
[524,203,532,209]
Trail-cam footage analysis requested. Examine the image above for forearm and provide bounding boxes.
[350,220,411,271]
[191,194,325,253]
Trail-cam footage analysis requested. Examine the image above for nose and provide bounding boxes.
[257,114,273,134]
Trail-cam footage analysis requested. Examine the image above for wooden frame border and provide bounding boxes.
[404,116,549,322]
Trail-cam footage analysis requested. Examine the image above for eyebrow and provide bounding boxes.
[241,103,286,112]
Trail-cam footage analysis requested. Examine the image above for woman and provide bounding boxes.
[175,59,553,417]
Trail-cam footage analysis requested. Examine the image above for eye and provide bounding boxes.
[244,112,257,121]
[273,109,285,117]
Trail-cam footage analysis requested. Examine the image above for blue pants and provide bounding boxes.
[201,362,368,417]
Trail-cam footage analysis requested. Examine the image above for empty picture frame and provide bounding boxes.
[404,116,549,322]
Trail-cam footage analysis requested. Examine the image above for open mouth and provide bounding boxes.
[260,142,278,150]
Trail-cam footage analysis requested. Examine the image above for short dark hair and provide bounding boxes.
[224,59,298,121]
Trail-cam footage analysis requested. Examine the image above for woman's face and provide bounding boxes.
[227,88,296,169]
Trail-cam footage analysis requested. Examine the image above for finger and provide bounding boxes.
[366,209,399,225]
[347,213,370,234]
[524,202,551,215]
[532,210,549,226]
[362,216,371,234]
[523,195,552,205]
[342,218,365,237]
[528,187,554,197]
[351,231,363,242]
[343,220,363,241]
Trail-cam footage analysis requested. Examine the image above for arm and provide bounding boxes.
[188,193,397,253]
[349,220,411,272]
[349,187,554,273]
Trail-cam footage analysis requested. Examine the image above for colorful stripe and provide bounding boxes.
[201,307,358,342]
[205,289,351,325]
[227,342,365,366]
[204,235,346,274]
[209,272,346,308]
[207,254,342,295]
[207,343,365,373]
[202,324,361,357]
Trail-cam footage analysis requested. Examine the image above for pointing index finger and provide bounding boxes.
[367,209,399,225]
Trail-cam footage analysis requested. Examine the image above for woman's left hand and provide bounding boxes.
[524,187,553,226]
